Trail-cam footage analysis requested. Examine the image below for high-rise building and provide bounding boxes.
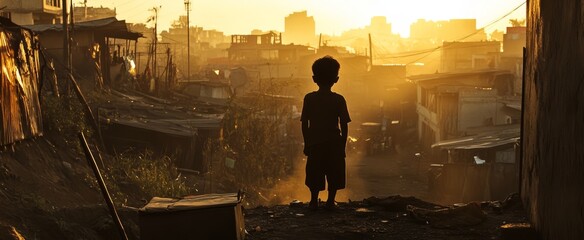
[0,0,61,25]
[368,16,392,37]
[440,41,501,72]
[503,27,526,57]
[410,19,486,43]
[284,11,315,46]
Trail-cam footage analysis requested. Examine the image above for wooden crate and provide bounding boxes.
[139,193,245,240]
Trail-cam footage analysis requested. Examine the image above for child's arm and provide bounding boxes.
[302,119,309,155]
[340,122,348,153]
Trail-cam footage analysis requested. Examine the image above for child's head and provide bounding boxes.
[312,56,340,88]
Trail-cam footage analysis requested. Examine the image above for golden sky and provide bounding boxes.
[87,0,526,37]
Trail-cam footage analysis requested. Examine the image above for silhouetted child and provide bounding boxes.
[301,56,351,209]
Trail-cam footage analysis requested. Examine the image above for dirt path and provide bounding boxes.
[344,150,428,202]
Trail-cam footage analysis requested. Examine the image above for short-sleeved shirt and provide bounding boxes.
[301,90,351,146]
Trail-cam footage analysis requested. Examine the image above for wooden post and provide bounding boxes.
[165,47,171,91]
[62,0,70,93]
[519,47,526,195]
[78,132,128,240]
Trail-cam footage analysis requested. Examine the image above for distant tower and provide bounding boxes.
[368,16,392,36]
[284,11,315,46]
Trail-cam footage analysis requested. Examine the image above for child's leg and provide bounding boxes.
[326,189,337,205]
[309,188,319,209]
[310,189,319,203]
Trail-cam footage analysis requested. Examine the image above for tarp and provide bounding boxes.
[0,17,43,145]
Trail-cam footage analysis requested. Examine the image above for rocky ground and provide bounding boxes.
[244,195,528,240]
[241,147,530,240]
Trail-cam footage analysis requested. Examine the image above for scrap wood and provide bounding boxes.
[407,202,487,229]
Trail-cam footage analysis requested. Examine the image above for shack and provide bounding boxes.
[429,124,519,203]
[24,17,142,87]
[97,90,224,172]
[409,69,517,150]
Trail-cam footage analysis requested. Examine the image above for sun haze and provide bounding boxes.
[87,0,525,36]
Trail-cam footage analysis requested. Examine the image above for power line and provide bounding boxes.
[368,1,526,62]
[405,1,526,64]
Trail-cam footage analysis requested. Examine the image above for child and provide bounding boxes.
[301,56,351,209]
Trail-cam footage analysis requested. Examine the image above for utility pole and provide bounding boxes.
[368,33,373,67]
[84,0,87,20]
[150,6,160,79]
[62,0,69,70]
[148,6,161,94]
[184,0,191,80]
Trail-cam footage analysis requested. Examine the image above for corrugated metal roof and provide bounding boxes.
[408,69,509,82]
[432,125,520,150]
[23,17,142,40]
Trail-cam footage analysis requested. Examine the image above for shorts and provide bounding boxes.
[305,139,346,191]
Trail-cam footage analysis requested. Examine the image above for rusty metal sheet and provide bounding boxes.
[0,18,43,145]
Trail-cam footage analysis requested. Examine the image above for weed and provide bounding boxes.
[99,150,195,204]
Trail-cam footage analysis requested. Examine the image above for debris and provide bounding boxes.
[500,223,537,240]
[355,208,376,217]
[501,192,522,210]
[289,199,303,208]
[225,157,236,169]
[363,195,444,212]
[407,202,487,228]
[480,201,503,214]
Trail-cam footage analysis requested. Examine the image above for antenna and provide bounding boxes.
[184,0,191,80]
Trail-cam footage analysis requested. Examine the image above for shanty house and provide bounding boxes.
[97,90,225,172]
[429,124,519,203]
[24,17,142,87]
[409,69,519,150]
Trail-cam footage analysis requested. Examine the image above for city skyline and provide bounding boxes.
[86,0,526,37]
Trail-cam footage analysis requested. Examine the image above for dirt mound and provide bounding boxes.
[0,135,129,239]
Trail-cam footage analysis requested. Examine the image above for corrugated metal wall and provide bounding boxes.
[0,20,43,145]
[522,1,584,239]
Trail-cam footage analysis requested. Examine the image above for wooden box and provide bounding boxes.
[139,193,245,240]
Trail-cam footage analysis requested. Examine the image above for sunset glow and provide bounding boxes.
[88,0,526,37]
